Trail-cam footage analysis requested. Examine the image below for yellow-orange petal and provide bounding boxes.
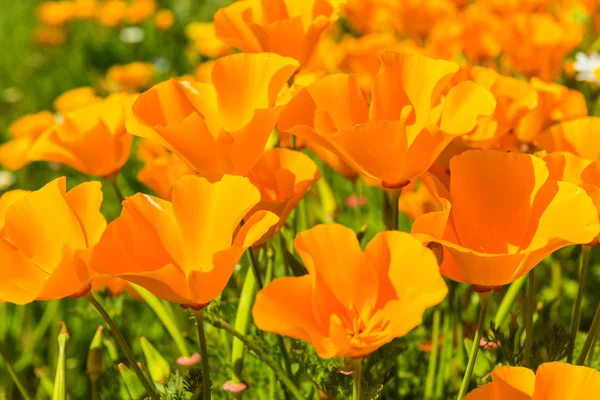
[535,117,600,160]
[440,81,496,135]
[65,181,107,247]
[532,362,600,399]
[492,366,535,399]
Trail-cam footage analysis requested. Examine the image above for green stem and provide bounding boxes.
[568,245,591,363]
[524,269,536,363]
[425,308,441,399]
[0,342,32,400]
[53,323,69,400]
[352,358,362,400]
[109,175,125,204]
[231,267,258,384]
[205,316,305,400]
[494,276,526,328]
[193,310,212,400]
[248,248,265,289]
[84,292,159,400]
[577,302,600,365]
[457,292,491,400]
[385,188,402,231]
[15,300,61,371]
[435,308,452,399]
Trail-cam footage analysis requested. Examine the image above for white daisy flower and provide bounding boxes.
[0,171,15,190]
[574,51,600,83]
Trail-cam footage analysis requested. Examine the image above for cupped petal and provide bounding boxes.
[492,366,535,399]
[0,190,30,231]
[463,383,496,400]
[214,1,263,53]
[543,152,592,185]
[0,237,48,305]
[0,136,37,171]
[27,126,86,172]
[440,81,496,135]
[535,117,600,160]
[36,246,93,300]
[211,52,298,132]
[532,362,600,400]
[234,210,280,248]
[65,181,106,247]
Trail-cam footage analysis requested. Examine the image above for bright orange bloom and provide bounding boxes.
[0,111,56,171]
[91,175,279,307]
[342,0,395,34]
[28,94,134,177]
[480,0,551,15]
[253,224,447,358]
[193,61,216,83]
[92,275,140,298]
[0,177,105,304]
[36,1,74,26]
[73,0,98,20]
[385,0,457,40]
[412,150,599,288]
[465,362,600,400]
[309,144,359,180]
[536,117,600,160]
[33,26,67,47]
[98,0,127,27]
[185,22,232,59]
[106,62,155,93]
[138,152,195,200]
[154,9,174,30]
[214,0,341,67]
[279,51,496,188]
[128,53,298,181]
[398,179,438,221]
[127,0,156,24]
[246,148,320,246]
[53,87,101,114]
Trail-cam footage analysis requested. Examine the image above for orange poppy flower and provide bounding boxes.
[127,0,155,24]
[154,9,174,31]
[252,224,447,358]
[53,87,101,114]
[193,61,216,83]
[106,62,155,93]
[412,150,599,289]
[278,51,496,189]
[73,0,98,20]
[127,53,298,181]
[185,22,232,59]
[97,0,127,27]
[457,4,502,62]
[536,117,600,160]
[28,94,134,178]
[0,177,105,305]
[246,148,320,246]
[137,138,169,162]
[90,175,279,308]
[36,1,74,26]
[386,0,457,40]
[464,362,600,399]
[33,26,67,47]
[0,111,56,171]
[214,0,342,67]
[342,0,395,34]
[138,152,195,200]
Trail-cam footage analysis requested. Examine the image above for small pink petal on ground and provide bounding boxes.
[223,380,248,392]
[345,195,368,208]
[339,369,354,376]
[177,352,201,366]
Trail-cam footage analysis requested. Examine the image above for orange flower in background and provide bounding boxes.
[28,94,134,177]
[412,150,599,288]
[92,275,140,298]
[33,26,67,47]
[253,224,447,358]
[53,87,101,114]
[536,117,600,160]
[342,0,395,34]
[308,144,359,181]
[185,22,232,59]
[214,0,342,66]
[246,148,320,246]
[137,138,168,162]
[106,62,155,93]
[193,61,215,83]
[385,0,457,40]
[154,9,174,30]
[0,111,56,171]
[0,177,106,305]
[91,175,279,308]
[98,0,127,27]
[464,362,600,399]
[127,0,156,24]
[279,51,496,188]
[138,152,195,200]
[398,179,439,221]
[73,0,98,20]
[36,1,74,26]
[127,53,298,181]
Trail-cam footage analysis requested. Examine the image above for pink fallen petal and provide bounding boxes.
[223,380,248,392]
[339,369,354,376]
[177,352,201,366]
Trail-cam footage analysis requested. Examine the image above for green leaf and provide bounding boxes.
[140,337,171,383]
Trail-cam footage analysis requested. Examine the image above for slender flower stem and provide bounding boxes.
[204,316,305,400]
[192,310,212,400]
[385,188,402,231]
[425,308,441,399]
[568,245,592,362]
[457,292,491,400]
[0,342,32,400]
[494,275,526,328]
[435,308,452,399]
[84,292,159,400]
[247,248,265,289]
[524,269,536,363]
[352,358,362,400]
[53,323,69,400]
[109,175,125,204]
[577,302,600,365]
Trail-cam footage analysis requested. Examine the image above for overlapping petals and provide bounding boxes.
[412,150,599,287]
[253,224,447,358]
[536,117,600,160]
[0,177,106,304]
[91,175,279,307]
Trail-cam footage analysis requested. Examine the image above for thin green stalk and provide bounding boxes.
[352,358,362,400]
[577,302,600,365]
[84,292,159,400]
[248,249,265,289]
[53,323,69,400]
[0,342,32,400]
[494,276,526,328]
[385,188,402,231]
[192,310,212,400]
[568,245,592,363]
[205,316,305,400]
[109,175,125,204]
[425,308,441,399]
[524,269,536,363]
[15,300,61,371]
[457,292,491,400]
[435,308,452,399]
[231,267,258,385]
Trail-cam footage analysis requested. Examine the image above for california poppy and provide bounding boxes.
[154,9,174,31]
[412,149,599,288]
[53,87,101,114]
[278,51,496,189]
[185,22,232,59]
[246,148,320,246]
[90,175,279,308]
[253,224,447,358]
[138,152,195,200]
[127,0,155,25]
[127,53,298,181]
[214,0,342,67]
[464,362,600,399]
[0,111,55,171]
[0,177,106,304]
[36,1,74,26]
[28,93,134,178]
[106,62,155,93]
[536,117,600,160]
[97,0,127,27]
